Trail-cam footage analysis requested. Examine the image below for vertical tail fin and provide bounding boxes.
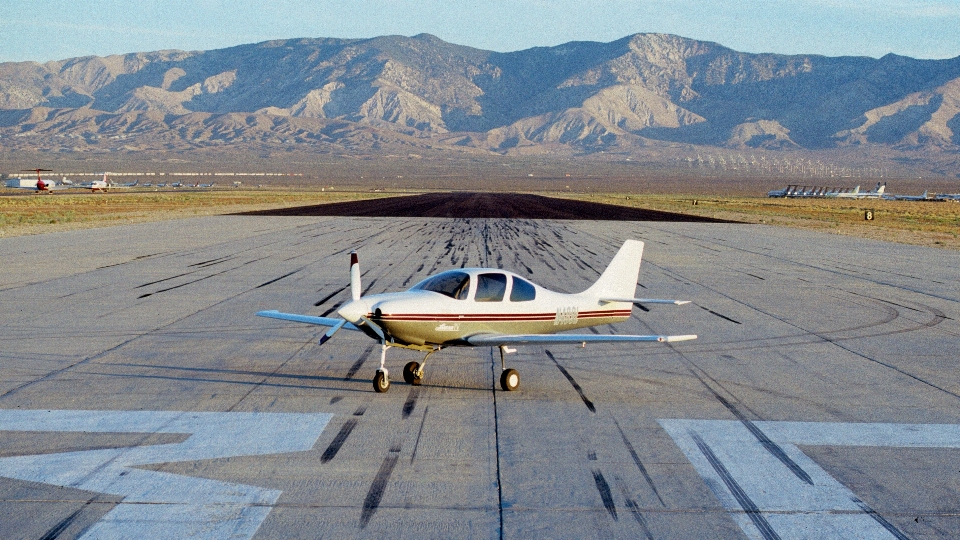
[350,251,361,301]
[584,240,644,299]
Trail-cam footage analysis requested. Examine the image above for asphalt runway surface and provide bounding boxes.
[1,194,958,539]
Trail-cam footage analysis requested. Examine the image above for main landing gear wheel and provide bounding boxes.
[500,368,520,391]
[403,361,423,385]
[373,370,390,393]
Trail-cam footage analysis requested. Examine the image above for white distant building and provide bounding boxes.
[5,178,35,188]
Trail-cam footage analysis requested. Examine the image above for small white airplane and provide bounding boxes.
[886,190,933,201]
[81,173,138,192]
[258,240,697,393]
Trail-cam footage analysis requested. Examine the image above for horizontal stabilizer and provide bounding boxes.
[466,333,697,346]
[256,310,360,330]
[600,298,690,305]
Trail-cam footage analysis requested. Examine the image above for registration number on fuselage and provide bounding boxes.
[554,306,579,325]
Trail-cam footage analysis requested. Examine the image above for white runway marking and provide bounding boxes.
[660,420,960,540]
[0,410,332,539]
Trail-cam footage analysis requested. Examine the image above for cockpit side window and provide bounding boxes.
[413,271,471,300]
[510,277,536,302]
[475,273,507,302]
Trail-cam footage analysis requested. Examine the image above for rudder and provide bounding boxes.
[583,240,644,299]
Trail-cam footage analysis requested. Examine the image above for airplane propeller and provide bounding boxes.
[318,319,346,345]
[350,251,361,301]
[317,250,371,346]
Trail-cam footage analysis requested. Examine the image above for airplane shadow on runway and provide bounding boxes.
[101,363,493,393]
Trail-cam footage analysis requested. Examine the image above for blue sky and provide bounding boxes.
[2,0,959,63]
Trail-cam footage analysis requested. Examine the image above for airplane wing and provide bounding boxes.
[256,310,360,330]
[466,333,697,346]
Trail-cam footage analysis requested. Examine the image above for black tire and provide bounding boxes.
[403,361,422,385]
[373,371,390,393]
[500,368,520,391]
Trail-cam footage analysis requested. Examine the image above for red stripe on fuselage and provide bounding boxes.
[373,309,632,322]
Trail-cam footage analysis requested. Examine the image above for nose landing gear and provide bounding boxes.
[373,342,390,393]
[498,345,520,391]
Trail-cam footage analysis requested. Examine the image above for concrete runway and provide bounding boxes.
[0,213,958,539]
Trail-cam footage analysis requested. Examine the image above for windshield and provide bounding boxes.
[411,271,471,300]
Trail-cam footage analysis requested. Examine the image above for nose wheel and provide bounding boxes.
[373,370,390,393]
[500,368,520,391]
[372,342,391,393]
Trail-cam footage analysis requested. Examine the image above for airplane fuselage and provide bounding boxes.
[339,268,632,347]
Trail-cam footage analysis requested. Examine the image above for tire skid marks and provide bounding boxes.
[410,406,429,464]
[149,219,386,303]
[647,257,950,350]
[685,273,960,400]
[0,222,303,294]
[613,418,665,506]
[188,255,235,268]
[614,475,655,540]
[689,431,782,540]
[401,387,421,418]
[134,233,307,296]
[223,331,321,413]
[343,345,375,381]
[320,418,358,463]
[314,285,348,307]
[851,497,912,540]
[662,420,941,540]
[96,251,175,269]
[713,394,814,486]
[138,266,236,298]
[592,468,618,520]
[358,445,401,528]
[637,222,960,303]
[665,336,817,487]
[489,349,506,540]
[254,266,305,289]
[545,350,596,413]
[694,303,742,325]
[4,234,358,400]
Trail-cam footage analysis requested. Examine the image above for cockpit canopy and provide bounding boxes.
[411,271,471,300]
[410,270,537,302]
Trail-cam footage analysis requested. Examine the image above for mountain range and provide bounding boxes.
[1,33,959,175]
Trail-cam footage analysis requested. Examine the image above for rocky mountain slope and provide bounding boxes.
[1,33,959,160]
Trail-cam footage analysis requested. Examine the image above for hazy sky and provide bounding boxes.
[2,0,959,63]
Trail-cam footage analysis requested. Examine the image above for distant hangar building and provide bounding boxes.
[4,178,35,188]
